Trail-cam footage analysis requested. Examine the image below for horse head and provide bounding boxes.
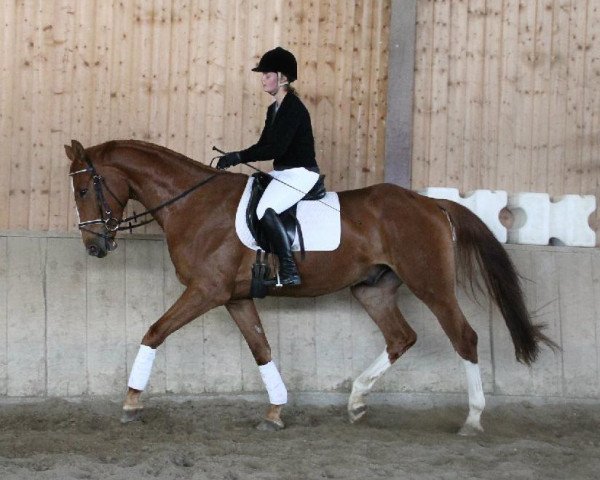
[65,139,129,258]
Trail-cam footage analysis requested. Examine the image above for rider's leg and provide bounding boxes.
[256,168,320,219]
[260,208,301,285]
[256,168,319,286]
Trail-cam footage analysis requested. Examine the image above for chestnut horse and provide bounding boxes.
[65,139,556,434]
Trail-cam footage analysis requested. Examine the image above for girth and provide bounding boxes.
[245,172,326,253]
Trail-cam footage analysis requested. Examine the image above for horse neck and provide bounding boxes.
[109,143,216,224]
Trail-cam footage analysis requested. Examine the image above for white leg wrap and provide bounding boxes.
[462,360,485,432]
[128,345,156,391]
[259,361,288,405]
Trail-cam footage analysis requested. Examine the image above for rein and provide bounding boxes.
[117,174,219,232]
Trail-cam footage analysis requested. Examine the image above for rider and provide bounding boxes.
[217,47,320,286]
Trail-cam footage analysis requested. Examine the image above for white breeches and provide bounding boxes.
[256,167,320,220]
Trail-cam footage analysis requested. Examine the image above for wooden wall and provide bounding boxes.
[0,0,390,233]
[412,0,600,232]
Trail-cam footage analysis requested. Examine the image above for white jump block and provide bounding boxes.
[507,193,596,247]
[419,187,508,243]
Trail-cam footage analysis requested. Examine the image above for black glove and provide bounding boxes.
[216,152,241,170]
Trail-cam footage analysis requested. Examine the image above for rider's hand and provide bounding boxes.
[216,152,241,170]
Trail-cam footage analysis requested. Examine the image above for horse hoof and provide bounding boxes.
[120,408,143,424]
[256,419,284,432]
[348,405,367,423]
[458,423,484,436]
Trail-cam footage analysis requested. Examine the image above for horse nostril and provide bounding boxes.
[87,245,99,256]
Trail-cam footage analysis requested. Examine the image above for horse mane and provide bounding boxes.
[97,139,217,173]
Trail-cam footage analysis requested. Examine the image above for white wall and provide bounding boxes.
[0,232,598,401]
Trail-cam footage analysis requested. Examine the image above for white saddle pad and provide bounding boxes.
[235,177,341,251]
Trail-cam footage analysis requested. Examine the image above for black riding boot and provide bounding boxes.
[260,208,301,286]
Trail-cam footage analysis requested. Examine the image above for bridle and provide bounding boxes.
[69,159,125,247]
[69,154,220,248]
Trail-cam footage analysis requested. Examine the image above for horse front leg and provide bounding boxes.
[226,298,287,431]
[121,284,229,423]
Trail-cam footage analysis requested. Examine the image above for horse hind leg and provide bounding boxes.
[349,270,417,423]
[419,292,485,436]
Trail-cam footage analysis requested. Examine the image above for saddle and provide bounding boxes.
[246,172,326,298]
[245,172,326,253]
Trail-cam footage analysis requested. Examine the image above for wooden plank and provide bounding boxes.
[480,0,503,190]
[46,238,87,396]
[428,0,450,187]
[444,0,468,188]
[185,0,210,161]
[9,0,35,230]
[563,0,588,194]
[89,0,114,144]
[529,0,554,193]
[240,0,264,156]
[365,0,390,185]
[222,0,246,158]
[411,0,434,189]
[86,241,126,395]
[6,237,46,396]
[28,2,53,230]
[314,0,336,186]
[496,0,520,190]
[48,1,77,232]
[0,237,7,394]
[462,0,486,191]
[204,1,228,153]
[125,238,166,394]
[67,0,96,230]
[581,0,599,240]
[546,0,572,198]
[0,1,16,229]
[511,0,537,191]
[163,241,205,394]
[108,0,135,140]
[166,0,192,155]
[148,0,172,145]
[330,0,356,191]
[347,0,373,190]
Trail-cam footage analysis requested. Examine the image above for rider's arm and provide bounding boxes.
[238,103,303,163]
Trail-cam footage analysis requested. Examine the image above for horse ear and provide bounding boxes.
[71,139,85,160]
[64,144,74,161]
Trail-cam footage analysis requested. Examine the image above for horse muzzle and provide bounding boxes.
[86,236,117,258]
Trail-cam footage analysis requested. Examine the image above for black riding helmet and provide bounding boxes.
[252,47,297,82]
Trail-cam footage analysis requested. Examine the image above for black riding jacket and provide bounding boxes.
[239,93,319,172]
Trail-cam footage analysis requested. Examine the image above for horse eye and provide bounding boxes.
[79,188,88,198]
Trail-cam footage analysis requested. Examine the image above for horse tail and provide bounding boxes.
[437,199,559,366]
